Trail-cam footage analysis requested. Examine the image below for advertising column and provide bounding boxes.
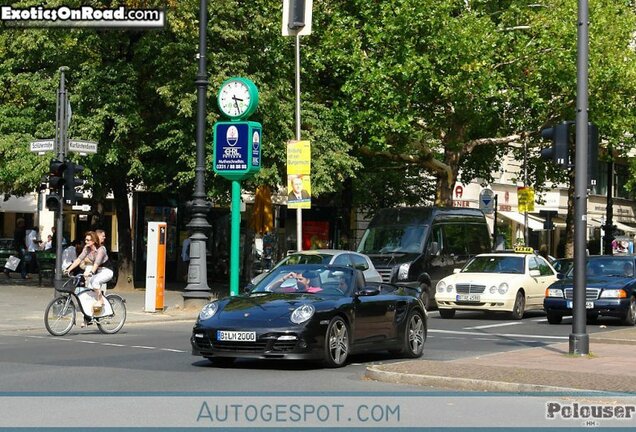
[145,222,166,312]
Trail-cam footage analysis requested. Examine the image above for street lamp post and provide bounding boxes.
[570,0,590,355]
[183,0,212,308]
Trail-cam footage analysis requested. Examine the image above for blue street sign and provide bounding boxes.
[479,188,495,214]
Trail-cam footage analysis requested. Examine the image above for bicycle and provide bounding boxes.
[44,274,127,336]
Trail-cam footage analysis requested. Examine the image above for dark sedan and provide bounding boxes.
[191,264,427,367]
[544,255,636,325]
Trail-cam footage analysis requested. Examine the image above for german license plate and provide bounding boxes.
[457,294,480,302]
[216,330,256,342]
[566,301,594,309]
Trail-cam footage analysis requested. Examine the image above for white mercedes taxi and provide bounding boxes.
[435,247,558,319]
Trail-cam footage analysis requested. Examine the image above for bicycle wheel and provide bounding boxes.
[44,296,76,336]
[96,294,126,334]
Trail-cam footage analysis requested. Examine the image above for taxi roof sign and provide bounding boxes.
[513,246,534,254]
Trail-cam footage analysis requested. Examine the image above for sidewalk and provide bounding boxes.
[0,277,228,332]
[366,328,636,393]
[3,277,636,393]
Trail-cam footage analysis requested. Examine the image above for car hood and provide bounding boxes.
[443,272,530,284]
[202,293,339,326]
[549,276,633,290]
[365,252,419,267]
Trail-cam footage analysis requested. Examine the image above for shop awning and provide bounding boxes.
[615,221,636,234]
[498,211,544,231]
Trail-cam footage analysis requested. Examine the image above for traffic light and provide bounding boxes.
[45,194,61,211]
[587,123,599,186]
[288,0,306,29]
[63,160,85,205]
[48,159,67,192]
[540,122,570,167]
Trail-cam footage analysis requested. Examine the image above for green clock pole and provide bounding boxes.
[230,180,241,296]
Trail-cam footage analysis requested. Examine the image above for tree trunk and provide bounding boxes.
[436,150,460,207]
[112,176,135,291]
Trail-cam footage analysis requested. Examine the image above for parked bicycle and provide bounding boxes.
[44,274,126,336]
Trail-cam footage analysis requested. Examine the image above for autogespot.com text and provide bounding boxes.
[2,394,636,428]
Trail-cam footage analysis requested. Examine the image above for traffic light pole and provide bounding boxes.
[570,0,590,356]
[53,66,69,292]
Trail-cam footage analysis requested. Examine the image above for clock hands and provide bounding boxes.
[232,95,243,114]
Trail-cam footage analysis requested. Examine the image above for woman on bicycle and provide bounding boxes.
[64,231,113,310]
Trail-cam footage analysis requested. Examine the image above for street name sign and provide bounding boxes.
[68,140,98,154]
[71,204,91,212]
[30,139,55,154]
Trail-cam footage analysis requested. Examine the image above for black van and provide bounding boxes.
[356,207,491,309]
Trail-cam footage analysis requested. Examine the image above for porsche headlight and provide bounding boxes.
[497,283,509,295]
[199,302,219,320]
[397,263,410,281]
[436,280,446,293]
[291,304,315,324]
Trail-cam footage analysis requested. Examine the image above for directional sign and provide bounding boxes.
[68,140,98,154]
[30,139,55,153]
[479,188,495,214]
[71,204,91,212]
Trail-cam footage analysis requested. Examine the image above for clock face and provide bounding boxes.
[218,80,252,118]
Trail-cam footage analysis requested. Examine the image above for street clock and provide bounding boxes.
[217,77,259,120]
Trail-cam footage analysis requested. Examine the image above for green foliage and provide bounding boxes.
[0,0,635,213]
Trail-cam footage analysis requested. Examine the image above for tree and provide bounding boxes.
[306,0,636,214]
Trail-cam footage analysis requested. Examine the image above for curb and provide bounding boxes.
[365,365,591,393]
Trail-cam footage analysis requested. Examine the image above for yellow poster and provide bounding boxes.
[517,187,535,213]
[287,140,311,209]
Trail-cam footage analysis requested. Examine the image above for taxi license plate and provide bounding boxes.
[216,330,256,342]
[566,301,594,309]
[457,294,480,302]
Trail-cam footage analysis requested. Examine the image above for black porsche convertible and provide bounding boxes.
[191,264,427,367]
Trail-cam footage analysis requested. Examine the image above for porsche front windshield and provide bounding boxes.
[251,265,353,296]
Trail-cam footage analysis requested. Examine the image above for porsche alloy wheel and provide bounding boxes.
[324,317,350,368]
[404,310,426,358]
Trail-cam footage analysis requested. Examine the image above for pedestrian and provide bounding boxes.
[61,239,81,274]
[25,226,40,274]
[50,226,67,252]
[3,218,29,279]
[43,234,53,251]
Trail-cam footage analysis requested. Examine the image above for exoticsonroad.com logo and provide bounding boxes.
[0,5,165,28]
